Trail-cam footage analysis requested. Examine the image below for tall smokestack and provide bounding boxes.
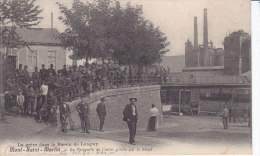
[194,17,198,47]
[203,8,208,48]
[51,12,53,29]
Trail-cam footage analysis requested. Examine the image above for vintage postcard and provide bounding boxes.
[0,0,253,155]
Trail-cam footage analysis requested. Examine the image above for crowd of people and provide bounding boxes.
[3,61,168,124]
[2,62,112,121]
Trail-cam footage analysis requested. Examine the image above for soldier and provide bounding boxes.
[76,98,90,134]
[96,97,106,132]
[39,64,48,82]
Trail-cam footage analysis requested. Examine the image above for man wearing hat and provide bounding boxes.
[96,97,106,132]
[123,96,138,145]
[76,98,90,134]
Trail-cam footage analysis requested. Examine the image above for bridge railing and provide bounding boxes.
[106,75,248,86]
[165,75,247,85]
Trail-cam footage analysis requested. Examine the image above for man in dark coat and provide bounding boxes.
[15,64,24,87]
[23,65,30,85]
[96,98,106,132]
[60,65,68,77]
[32,66,41,90]
[48,64,56,77]
[26,85,35,117]
[76,99,90,134]
[39,64,48,82]
[123,97,138,145]
[60,101,71,133]
[45,90,57,124]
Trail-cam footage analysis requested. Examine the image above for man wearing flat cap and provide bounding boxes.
[123,96,138,145]
[96,97,106,132]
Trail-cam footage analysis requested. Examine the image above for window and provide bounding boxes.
[28,50,38,71]
[8,48,18,56]
[48,50,56,69]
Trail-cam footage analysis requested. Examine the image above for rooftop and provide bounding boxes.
[4,27,62,46]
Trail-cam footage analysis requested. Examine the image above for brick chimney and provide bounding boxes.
[51,12,53,29]
[203,8,208,48]
[194,17,198,47]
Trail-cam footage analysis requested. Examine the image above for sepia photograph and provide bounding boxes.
[0,0,253,155]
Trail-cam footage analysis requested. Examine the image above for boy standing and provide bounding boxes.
[17,91,25,117]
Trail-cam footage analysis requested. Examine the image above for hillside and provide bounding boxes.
[160,55,185,72]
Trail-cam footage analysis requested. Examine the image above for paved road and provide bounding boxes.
[0,115,251,155]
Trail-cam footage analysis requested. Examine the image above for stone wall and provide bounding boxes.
[68,85,162,131]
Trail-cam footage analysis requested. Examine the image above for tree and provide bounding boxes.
[57,0,115,62]
[0,0,43,52]
[111,3,169,74]
[57,0,170,74]
[0,0,42,93]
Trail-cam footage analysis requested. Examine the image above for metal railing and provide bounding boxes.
[165,75,248,85]
[51,74,248,102]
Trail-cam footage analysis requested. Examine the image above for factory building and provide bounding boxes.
[224,30,251,75]
[184,9,224,70]
[183,9,250,76]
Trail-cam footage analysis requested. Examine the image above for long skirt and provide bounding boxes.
[148,116,157,131]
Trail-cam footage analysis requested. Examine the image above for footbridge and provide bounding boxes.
[161,75,250,89]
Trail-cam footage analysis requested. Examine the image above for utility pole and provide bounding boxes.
[0,14,5,119]
[178,89,182,115]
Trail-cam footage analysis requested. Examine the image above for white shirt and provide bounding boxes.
[40,84,48,95]
[132,105,136,116]
[150,107,159,117]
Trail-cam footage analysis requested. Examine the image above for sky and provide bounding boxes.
[35,0,251,56]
